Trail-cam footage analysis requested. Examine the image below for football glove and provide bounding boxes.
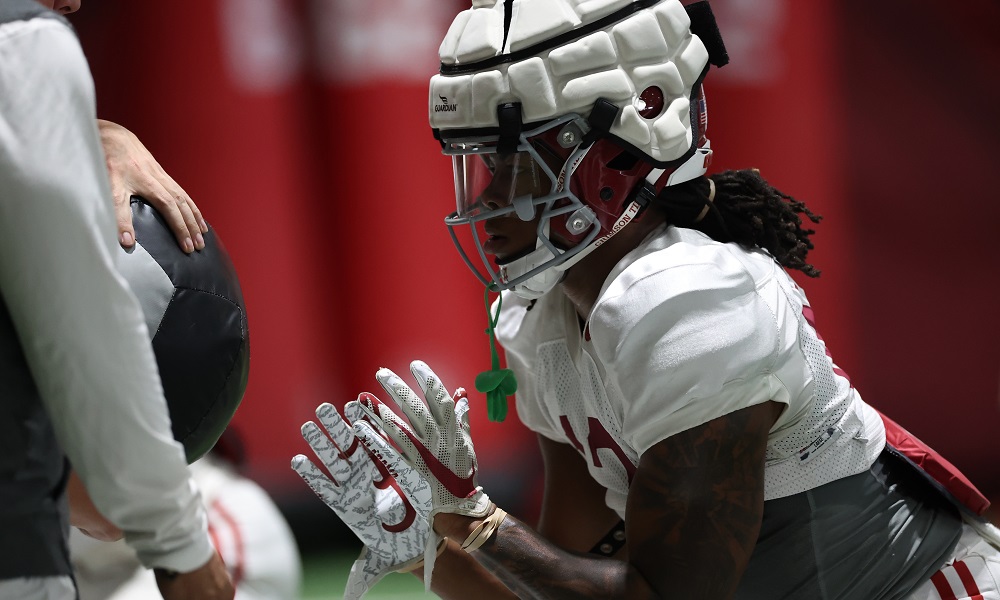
[352,361,492,586]
[291,398,433,599]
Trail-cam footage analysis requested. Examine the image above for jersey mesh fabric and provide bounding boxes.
[742,263,885,498]
[766,285,850,457]
[536,341,635,514]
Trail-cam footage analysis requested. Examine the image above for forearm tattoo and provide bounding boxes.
[469,403,775,599]
[474,516,646,600]
[625,402,775,598]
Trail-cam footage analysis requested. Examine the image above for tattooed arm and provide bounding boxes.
[413,434,620,600]
[625,400,783,598]
[416,540,520,599]
[434,401,782,599]
[536,434,625,554]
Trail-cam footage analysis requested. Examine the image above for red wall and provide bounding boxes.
[840,1,1000,489]
[709,0,859,375]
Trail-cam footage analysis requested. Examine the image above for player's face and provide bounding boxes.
[477,152,548,260]
[35,0,81,14]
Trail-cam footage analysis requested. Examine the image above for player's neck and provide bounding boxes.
[560,213,664,321]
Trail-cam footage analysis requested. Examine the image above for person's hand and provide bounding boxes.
[292,399,435,599]
[352,361,492,522]
[154,551,234,600]
[97,119,207,253]
[351,361,490,590]
[66,469,124,541]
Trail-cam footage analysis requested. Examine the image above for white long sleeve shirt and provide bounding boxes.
[0,12,212,573]
[72,455,303,600]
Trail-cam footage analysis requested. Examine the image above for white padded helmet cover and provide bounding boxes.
[430,0,709,164]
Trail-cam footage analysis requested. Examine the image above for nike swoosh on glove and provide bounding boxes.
[352,360,492,588]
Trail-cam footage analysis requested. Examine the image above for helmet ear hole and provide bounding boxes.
[637,86,665,119]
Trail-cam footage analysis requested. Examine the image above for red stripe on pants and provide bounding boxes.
[932,571,958,600]
[954,560,984,599]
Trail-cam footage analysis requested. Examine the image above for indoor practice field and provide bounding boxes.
[3,1,994,599]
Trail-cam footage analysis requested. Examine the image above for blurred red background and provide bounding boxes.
[72,0,1000,548]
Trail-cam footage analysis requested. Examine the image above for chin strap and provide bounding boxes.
[474,284,518,422]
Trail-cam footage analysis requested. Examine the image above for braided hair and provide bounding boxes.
[657,169,823,277]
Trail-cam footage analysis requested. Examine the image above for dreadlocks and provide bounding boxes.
[658,169,823,277]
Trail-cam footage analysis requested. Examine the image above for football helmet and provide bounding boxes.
[431,0,727,299]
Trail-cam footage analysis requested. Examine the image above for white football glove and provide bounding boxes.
[291,398,433,600]
[352,361,492,586]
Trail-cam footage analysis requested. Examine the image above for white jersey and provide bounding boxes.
[71,455,302,600]
[497,225,886,518]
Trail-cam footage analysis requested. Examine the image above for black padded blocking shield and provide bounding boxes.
[130,197,250,462]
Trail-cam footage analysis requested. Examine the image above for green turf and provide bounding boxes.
[301,550,434,599]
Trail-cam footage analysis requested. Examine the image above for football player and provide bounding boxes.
[297,0,1000,598]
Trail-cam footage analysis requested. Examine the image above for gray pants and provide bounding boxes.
[737,449,964,600]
